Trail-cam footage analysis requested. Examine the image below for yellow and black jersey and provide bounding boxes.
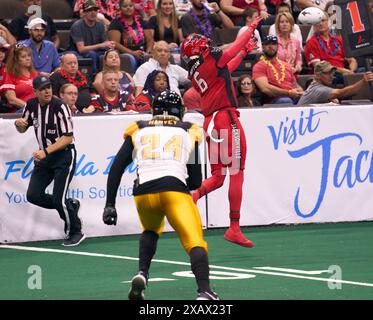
[106,116,203,204]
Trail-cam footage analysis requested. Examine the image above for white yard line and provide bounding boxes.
[1,244,373,288]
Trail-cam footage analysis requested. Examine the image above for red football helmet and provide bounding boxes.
[181,33,211,63]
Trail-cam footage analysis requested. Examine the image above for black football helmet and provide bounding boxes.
[152,90,185,119]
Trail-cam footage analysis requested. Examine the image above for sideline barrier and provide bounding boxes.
[208,105,373,227]
[1,105,373,243]
[0,113,207,243]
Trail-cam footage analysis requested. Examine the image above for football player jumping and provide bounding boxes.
[180,17,262,248]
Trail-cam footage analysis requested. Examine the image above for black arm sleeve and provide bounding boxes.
[106,137,134,206]
[186,141,202,190]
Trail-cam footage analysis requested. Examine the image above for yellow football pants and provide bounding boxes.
[134,191,208,254]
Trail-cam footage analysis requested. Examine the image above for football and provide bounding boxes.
[298,7,325,25]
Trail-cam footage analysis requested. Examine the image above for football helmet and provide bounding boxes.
[152,90,185,119]
[181,33,211,63]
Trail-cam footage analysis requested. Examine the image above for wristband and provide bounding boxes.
[44,148,49,156]
[216,9,221,14]
[288,89,292,96]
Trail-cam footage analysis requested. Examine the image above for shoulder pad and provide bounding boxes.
[123,122,139,139]
[188,123,204,143]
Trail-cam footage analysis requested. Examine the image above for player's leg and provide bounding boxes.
[162,191,219,299]
[224,111,254,248]
[130,193,165,300]
[192,115,227,203]
[191,166,226,203]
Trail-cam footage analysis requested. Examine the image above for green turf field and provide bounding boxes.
[1,222,373,300]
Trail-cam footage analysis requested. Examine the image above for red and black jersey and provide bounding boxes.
[91,89,134,113]
[189,47,238,117]
[127,92,152,112]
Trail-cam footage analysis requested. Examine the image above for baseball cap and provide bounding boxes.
[26,18,47,30]
[33,75,52,90]
[262,35,278,45]
[314,61,337,74]
[83,0,99,11]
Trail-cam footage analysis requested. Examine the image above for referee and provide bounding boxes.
[15,75,85,247]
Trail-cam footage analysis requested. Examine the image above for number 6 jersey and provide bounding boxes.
[189,47,239,117]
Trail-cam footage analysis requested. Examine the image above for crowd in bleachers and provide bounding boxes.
[0,0,373,115]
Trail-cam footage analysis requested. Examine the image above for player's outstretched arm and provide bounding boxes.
[218,16,262,68]
[227,38,258,71]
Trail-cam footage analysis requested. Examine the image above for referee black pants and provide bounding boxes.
[26,145,80,234]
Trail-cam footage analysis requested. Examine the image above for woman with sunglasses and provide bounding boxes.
[236,74,261,107]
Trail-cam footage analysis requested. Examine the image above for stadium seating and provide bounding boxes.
[231,53,261,77]
[296,74,314,90]
[299,25,311,45]
[0,0,24,20]
[261,25,270,38]
[41,0,74,19]
[57,29,71,51]
[343,73,373,101]
[213,27,241,46]
[78,58,94,78]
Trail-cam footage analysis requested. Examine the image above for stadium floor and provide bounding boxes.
[1,222,373,300]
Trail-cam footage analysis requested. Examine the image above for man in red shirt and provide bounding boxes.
[253,35,303,104]
[181,17,262,248]
[84,70,134,113]
[304,13,357,76]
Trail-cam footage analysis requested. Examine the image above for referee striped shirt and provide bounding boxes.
[22,97,74,150]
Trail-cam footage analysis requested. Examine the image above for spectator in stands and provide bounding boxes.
[0,45,39,113]
[146,0,184,51]
[265,0,292,17]
[59,83,80,115]
[220,0,270,26]
[93,49,135,95]
[0,44,10,113]
[273,12,302,74]
[0,23,17,48]
[180,0,234,44]
[133,0,157,21]
[70,0,116,74]
[304,11,357,80]
[294,0,328,10]
[133,40,189,96]
[84,70,135,113]
[268,2,303,48]
[0,44,8,85]
[253,35,303,104]
[298,61,373,105]
[108,0,151,73]
[305,1,338,42]
[18,18,60,74]
[236,8,262,52]
[129,69,170,112]
[9,0,60,48]
[74,0,120,20]
[236,74,261,107]
[50,52,91,111]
